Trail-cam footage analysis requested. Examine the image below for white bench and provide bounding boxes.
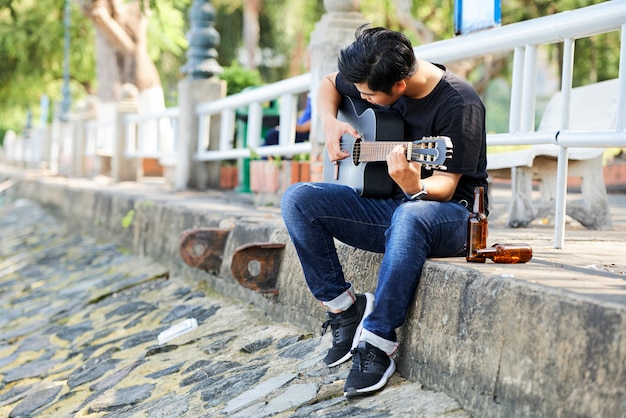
[487,79,617,230]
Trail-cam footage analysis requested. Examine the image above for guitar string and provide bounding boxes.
[337,141,438,163]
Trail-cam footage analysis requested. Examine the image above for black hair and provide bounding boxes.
[337,25,417,95]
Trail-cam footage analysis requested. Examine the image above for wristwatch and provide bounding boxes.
[408,181,428,200]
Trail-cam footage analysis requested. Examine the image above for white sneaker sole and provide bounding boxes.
[344,358,396,397]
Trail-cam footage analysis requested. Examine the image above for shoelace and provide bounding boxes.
[351,346,366,372]
[351,346,376,372]
[320,313,341,338]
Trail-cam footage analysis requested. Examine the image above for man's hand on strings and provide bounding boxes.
[388,144,422,193]
[324,119,359,162]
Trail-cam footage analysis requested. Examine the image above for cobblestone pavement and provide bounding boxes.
[0,199,470,417]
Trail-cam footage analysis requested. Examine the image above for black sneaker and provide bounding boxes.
[321,292,374,367]
[343,341,396,397]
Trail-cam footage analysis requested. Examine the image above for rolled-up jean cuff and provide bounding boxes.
[321,284,356,312]
[360,328,398,356]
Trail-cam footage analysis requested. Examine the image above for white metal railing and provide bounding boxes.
[118,74,311,173]
[125,107,179,159]
[1,128,49,167]
[192,73,312,161]
[86,120,115,157]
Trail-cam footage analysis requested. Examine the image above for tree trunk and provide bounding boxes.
[82,0,161,102]
[243,0,261,69]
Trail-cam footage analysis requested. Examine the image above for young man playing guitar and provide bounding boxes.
[281,26,489,397]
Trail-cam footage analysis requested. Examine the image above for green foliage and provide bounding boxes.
[361,0,455,44]
[502,0,621,86]
[249,147,261,160]
[121,201,154,228]
[121,209,135,228]
[0,0,94,134]
[255,0,324,81]
[271,155,283,168]
[213,0,243,69]
[484,79,511,134]
[293,152,310,162]
[148,0,190,106]
[220,62,264,95]
[213,0,324,83]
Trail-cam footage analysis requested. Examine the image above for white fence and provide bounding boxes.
[192,73,311,162]
[86,120,115,158]
[2,1,626,247]
[125,107,179,159]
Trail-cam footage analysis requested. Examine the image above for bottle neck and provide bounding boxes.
[472,187,484,213]
[476,247,496,256]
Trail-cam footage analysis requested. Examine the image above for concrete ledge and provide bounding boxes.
[2,169,624,418]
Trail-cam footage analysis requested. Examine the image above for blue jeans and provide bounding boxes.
[281,182,470,343]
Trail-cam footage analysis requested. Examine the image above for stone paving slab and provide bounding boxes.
[0,199,470,417]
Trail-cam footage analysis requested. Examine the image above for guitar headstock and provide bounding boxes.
[408,136,453,170]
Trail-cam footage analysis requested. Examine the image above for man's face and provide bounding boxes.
[354,82,403,107]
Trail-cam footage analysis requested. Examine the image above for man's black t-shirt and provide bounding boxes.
[334,64,489,212]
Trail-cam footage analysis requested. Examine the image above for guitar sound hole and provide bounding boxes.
[353,138,361,165]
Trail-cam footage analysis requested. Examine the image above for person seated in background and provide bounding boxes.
[263,96,311,146]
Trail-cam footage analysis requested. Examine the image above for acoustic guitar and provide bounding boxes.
[323,96,453,198]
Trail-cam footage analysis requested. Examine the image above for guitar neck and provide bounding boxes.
[357,141,413,162]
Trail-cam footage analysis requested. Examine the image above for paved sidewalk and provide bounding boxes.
[0,198,469,417]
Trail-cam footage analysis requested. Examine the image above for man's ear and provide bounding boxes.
[393,80,407,94]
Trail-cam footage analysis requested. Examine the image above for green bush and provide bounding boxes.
[219,62,264,96]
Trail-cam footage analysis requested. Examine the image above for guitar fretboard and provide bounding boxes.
[355,141,437,163]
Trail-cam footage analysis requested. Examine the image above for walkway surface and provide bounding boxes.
[0,165,624,417]
[0,194,469,417]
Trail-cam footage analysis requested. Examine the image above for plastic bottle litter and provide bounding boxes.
[157,318,198,345]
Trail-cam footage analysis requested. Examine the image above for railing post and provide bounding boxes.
[509,47,525,133]
[617,23,626,132]
[71,96,98,177]
[520,45,538,133]
[175,0,225,190]
[308,0,366,181]
[553,37,576,249]
[112,84,139,182]
[277,93,298,146]
[49,103,67,174]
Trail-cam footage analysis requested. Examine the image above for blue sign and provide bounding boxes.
[455,0,501,35]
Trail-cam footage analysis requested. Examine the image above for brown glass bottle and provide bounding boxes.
[466,186,488,262]
[476,243,533,264]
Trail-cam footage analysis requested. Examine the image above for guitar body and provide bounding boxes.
[323,96,405,198]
